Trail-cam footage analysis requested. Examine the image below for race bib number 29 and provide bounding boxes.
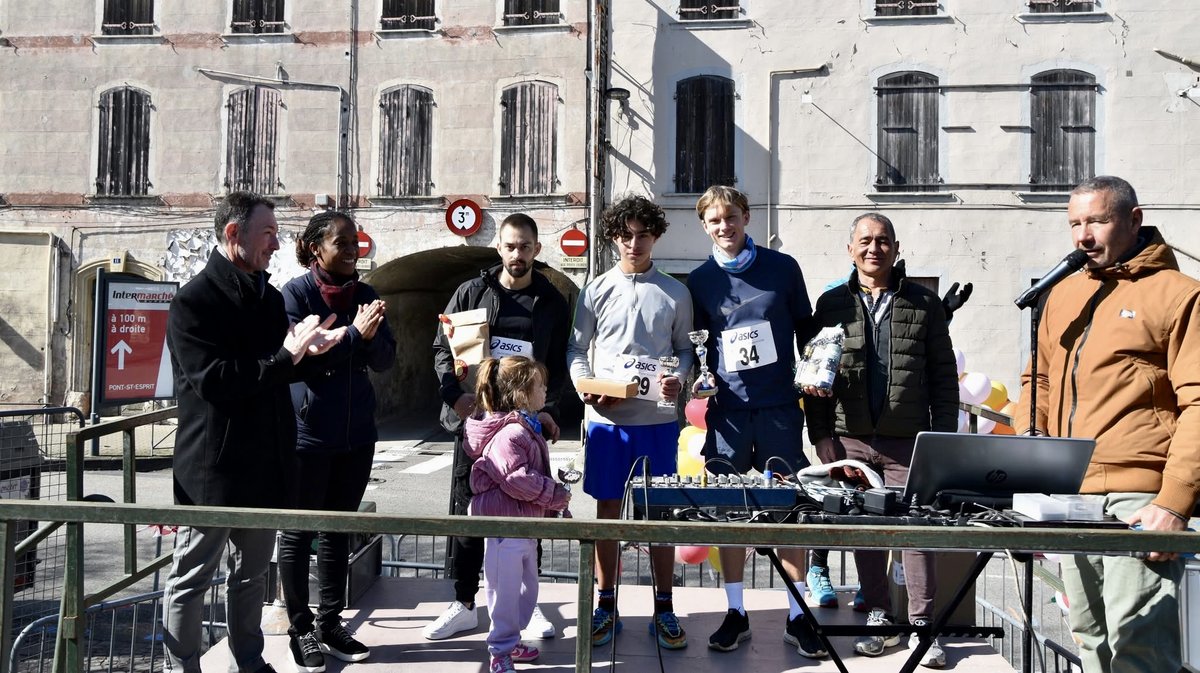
[720,321,778,372]
[604,355,662,402]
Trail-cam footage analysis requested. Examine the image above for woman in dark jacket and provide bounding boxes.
[278,211,396,672]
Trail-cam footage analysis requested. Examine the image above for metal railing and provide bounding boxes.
[4,498,1198,673]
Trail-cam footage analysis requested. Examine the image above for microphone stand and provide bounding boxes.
[1027,299,1041,436]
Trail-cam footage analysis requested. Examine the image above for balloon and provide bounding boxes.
[957,410,970,433]
[678,425,704,452]
[707,546,723,573]
[686,432,705,459]
[953,348,966,378]
[992,422,1016,435]
[1000,400,1017,417]
[976,407,996,434]
[983,381,1010,411]
[676,545,709,565]
[677,449,704,477]
[684,397,709,429]
[959,372,991,406]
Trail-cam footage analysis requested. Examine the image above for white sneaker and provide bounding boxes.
[908,627,946,668]
[522,605,556,639]
[422,601,479,640]
[853,608,900,657]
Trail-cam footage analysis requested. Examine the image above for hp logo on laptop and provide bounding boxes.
[986,470,1008,485]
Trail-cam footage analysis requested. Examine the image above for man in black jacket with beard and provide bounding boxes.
[426,213,571,642]
[163,191,345,673]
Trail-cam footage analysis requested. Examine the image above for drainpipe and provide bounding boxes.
[194,67,347,207]
[766,66,827,248]
[45,233,60,404]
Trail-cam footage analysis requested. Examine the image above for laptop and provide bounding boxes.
[901,432,1096,508]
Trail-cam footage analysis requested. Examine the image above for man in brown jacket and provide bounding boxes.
[1015,175,1200,673]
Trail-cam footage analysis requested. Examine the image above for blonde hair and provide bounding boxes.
[475,356,546,413]
[695,185,749,220]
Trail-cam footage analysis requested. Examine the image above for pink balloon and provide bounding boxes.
[675,545,710,565]
[684,397,709,429]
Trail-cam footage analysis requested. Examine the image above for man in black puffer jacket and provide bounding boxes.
[803,212,959,668]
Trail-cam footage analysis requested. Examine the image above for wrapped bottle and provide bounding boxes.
[794,324,845,391]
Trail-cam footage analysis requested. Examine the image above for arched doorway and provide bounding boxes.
[365,247,582,430]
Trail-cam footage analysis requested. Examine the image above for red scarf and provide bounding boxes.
[312,265,358,314]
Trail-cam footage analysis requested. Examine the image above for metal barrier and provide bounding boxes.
[4,499,1197,673]
[1,407,84,673]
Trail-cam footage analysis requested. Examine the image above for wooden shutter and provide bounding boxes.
[875,1,939,17]
[102,0,154,35]
[378,86,434,197]
[1029,0,1094,13]
[504,0,560,26]
[1030,70,1096,191]
[500,82,558,195]
[96,87,151,196]
[233,0,284,34]
[226,86,280,195]
[675,75,735,194]
[876,72,939,191]
[382,0,436,30]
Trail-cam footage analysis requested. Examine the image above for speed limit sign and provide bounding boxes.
[445,199,483,237]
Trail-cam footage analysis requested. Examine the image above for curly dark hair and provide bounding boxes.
[600,195,669,241]
[295,211,356,268]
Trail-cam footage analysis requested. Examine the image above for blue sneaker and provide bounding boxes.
[591,607,623,646]
[806,565,838,608]
[853,588,868,612]
[648,611,688,649]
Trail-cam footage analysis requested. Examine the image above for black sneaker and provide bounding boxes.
[317,623,370,662]
[289,631,325,673]
[784,614,828,659]
[708,608,751,652]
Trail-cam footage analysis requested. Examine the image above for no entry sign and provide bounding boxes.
[560,228,588,257]
[96,275,178,406]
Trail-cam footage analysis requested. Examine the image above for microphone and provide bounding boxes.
[1014,249,1090,310]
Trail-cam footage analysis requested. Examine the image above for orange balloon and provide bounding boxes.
[992,423,1016,435]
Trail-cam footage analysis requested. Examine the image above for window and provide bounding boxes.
[96,87,152,196]
[499,82,558,195]
[225,86,281,195]
[1030,70,1096,191]
[876,72,940,191]
[502,0,561,27]
[1028,0,1094,12]
[874,0,939,16]
[675,75,735,194]
[102,0,154,36]
[678,0,740,20]
[381,0,436,30]
[231,0,285,34]
[378,85,434,197]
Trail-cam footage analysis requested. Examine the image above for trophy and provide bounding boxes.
[657,355,680,409]
[689,330,718,398]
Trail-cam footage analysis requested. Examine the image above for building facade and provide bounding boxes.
[1,0,1198,421]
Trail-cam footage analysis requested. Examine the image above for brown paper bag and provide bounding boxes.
[439,308,490,386]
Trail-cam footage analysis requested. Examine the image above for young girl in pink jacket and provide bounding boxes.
[464,356,571,673]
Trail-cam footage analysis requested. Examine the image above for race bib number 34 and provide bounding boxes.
[720,321,778,372]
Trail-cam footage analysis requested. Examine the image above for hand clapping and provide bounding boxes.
[285,314,347,364]
[353,299,387,341]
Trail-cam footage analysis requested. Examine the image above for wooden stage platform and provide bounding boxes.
[200,577,1017,672]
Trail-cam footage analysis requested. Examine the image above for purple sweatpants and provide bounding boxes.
[483,537,538,657]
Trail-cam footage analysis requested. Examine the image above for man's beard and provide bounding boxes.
[505,261,531,278]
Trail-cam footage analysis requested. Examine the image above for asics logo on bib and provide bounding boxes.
[623,359,657,372]
[727,330,759,343]
[491,339,523,352]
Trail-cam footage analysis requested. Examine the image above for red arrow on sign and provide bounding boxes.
[560,228,588,257]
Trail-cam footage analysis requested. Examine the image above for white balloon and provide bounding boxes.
[977,413,996,434]
[959,372,992,406]
[953,348,966,378]
[957,410,970,433]
[687,433,706,459]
